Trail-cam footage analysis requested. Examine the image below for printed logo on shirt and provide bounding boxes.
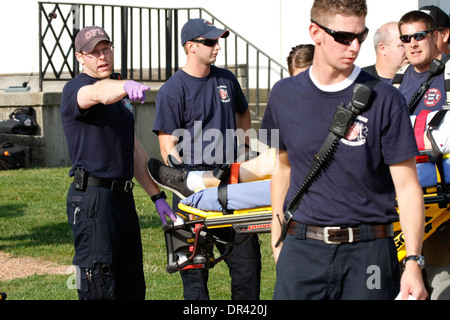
[341,115,368,147]
[423,88,441,107]
[217,85,230,103]
[122,97,134,114]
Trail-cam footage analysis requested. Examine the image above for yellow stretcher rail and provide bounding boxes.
[177,203,273,229]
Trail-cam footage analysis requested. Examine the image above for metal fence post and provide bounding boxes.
[174,9,179,72]
[71,5,80,76]
[38,2,43,91]
[121,6,128,79]
[165,9,172,79]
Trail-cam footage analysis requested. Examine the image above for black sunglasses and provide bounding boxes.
[311,20,369,45]
[189,38,219,47]
[399,30,434,43]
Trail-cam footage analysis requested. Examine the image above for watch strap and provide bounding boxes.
[151,191,167,203]
[404,255,425,269]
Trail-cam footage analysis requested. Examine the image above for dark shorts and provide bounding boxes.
[67,183,146,300]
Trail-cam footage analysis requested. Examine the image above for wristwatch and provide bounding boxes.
[403,255,426,269]
[151,191,167,203]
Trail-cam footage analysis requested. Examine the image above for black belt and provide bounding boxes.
[287,221,394,244]
[87,176,135,192]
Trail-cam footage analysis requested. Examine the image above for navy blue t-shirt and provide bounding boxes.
[153,66,248,166]
[397,54,447,115]
[261,68,419,226]
[60,73,135,180]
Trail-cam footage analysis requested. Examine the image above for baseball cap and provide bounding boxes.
[181,19,229,46]
[75,26,111,53]
[420,5,450,29]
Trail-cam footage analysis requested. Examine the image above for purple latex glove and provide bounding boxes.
[154,198,177,224]
[123,80,150,103]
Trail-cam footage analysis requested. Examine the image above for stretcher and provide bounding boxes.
[162,153,450,273]
[395,151,450,261]
[163,180,272,273]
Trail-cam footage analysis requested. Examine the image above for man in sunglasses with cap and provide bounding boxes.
[151,19,261,300]
[60,25,175,299]
[397,10,450,300]
[262,0,427,299]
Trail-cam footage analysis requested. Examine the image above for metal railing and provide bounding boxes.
[38,2,288,119]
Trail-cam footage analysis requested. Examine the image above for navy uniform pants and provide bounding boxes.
[67,184,146,300]
[274,224,400,300]
[174,195,262,300]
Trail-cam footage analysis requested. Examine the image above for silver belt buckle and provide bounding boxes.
[323,226,350,244]
[323,226,354,244]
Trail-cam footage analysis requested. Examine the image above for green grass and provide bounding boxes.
[0,167,276,300]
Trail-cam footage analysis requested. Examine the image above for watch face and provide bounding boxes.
[417,255,425,269]
[405,255,425,269]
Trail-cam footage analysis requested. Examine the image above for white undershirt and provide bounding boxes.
[309,65,361,92]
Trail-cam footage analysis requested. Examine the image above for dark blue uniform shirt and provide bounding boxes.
[61,73,135,180]
[261,68,419,226]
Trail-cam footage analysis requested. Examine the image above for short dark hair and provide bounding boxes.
[311,0,367,24]
[398,10,436,34]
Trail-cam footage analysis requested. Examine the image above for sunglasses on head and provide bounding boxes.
[189,38,219,47]
[399,30,434,43]
[311,20,369,45]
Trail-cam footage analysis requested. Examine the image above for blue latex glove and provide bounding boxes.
[154,198,177,224]
[123,80,150,103]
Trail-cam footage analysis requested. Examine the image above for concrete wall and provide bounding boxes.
[0,91,162,168]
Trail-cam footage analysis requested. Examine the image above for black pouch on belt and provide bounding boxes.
[73,168,88,191]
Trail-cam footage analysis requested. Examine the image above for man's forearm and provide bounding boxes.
[270,150,290,261]
[77,79,127,109]
[158,132,180,165]
[134,137,160,197]
[235,109,251,145]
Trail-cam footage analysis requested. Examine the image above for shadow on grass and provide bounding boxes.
[0,221,72,252]
[0,203,26,219]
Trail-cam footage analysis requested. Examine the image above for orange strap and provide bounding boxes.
[228,162,242,184]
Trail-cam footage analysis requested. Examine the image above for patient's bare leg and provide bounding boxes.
[199,148,276,187]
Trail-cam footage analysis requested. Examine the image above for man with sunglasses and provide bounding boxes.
[397,10,447,114]
[397,10,450,300]
[151,19,261,300]
[60,26,175,299]
[262,0,427,300]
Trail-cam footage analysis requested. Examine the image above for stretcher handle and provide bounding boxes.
[188,224,206,261]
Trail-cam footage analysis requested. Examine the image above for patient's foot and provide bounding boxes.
[148,158,193,199]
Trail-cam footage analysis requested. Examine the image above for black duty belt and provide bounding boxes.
[287,221,394,244]
[87,176,135,192]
